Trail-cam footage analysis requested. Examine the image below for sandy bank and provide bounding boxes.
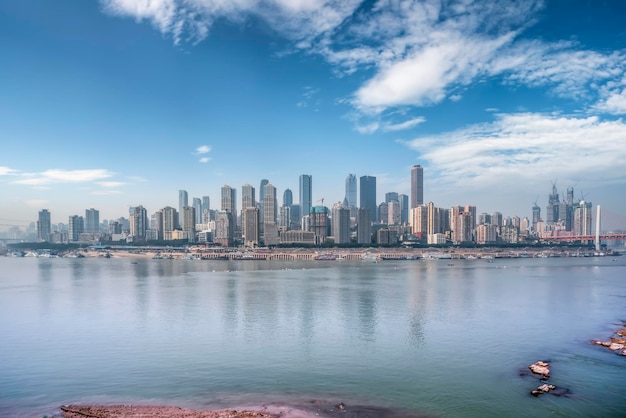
[60,404,282,417]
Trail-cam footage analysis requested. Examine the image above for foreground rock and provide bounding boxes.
[60,405,279,418]
[591,323,626,355]
[528,361,550,379]
[531,384,556,397]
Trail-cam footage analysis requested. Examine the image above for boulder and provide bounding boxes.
[531,384,556,397]
[528,361,550,378]
[608,343,625,351]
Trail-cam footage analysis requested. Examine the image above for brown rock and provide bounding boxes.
[528,361,550,378]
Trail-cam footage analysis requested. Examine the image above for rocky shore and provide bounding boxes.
[590,322,626,356]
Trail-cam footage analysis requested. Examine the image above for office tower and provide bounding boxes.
[192,198,202,224]
[359,175,376,221]
[573,200,593,237]
[279,206,291,229]
[388,200,401,225]
[478,213,491,225]
[259,179,269,224]
[290,205,301,227]
[490,212,503,227]
[398,194,408,224]
[178,190,188,226]
[109,221,122,234]
[532,203,541,231]
[130,206,147,240]
[202,196,210,213]
[546,183,559,224]
[162,206,178,240]
[476,224,498,244]
[520,217,530,235]
[181,206,196,242]
[357,208,372,244]
[377,202,388,224]
[215,211,234,247]
[465,205,477,231]
[299,174,312,218]
[263,183,277,226]
[68,215,84,242]
[411,165,424,208]
[242,184,256,209]
[427,202,440,235]
[153,210,164,240]
[410,205,427,238]
[37,209,51,242]
[311,206,329,245]
[385,192,398,203]
[567,187,574,206]
[283,188,293,207]
[84,208,99,233]
[345,174,357,208]
[332,203,350,244]
[453,212,473,244]
[242,207,260,247]
[221,185,237,218]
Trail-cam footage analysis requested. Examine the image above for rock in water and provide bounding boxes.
[528,361,550,378]
[531,384,556,397]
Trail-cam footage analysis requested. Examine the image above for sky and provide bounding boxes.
[1,0,626,230]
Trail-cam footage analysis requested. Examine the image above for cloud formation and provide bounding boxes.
[14,169,114,186]
[401,112,626,191]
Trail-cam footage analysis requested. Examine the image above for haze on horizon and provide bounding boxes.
[1,0,626,228]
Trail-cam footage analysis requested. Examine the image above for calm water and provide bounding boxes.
[1,256,625,417]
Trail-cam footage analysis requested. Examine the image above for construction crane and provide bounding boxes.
[316,198,325,206]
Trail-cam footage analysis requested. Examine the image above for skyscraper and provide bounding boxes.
[192,198,202,224]
[178,190,188,227]
[385,192,399,203]
[130,206,147,240]
[411,165,424,208]
[359,175,376,221]
[221,185,237,218]
[283,188,293,207]
[182,206,196,242]
[332,203,350,244]
[398,194,409,224]
[242,184,256,209]
[242,207,260,247]
[202,196,210,212]
[345,174,357,208]
[85,208,99,233]
[162,206,178,240]
[299,174,312,218]
[357,208,371,244]
[37,209,51,242]
[68,215,84,242]
[259,179,269,224]
[263,183,277,226]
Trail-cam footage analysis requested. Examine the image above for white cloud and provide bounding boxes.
[356,116,425,134]
[355,122,380,134]
[401,113,626,191]
[97,181,126,188]
[91,190,123,195]
[14,169,114,186]
[0,166,18,176]
[199,157,211,163]
[195,145,211,154]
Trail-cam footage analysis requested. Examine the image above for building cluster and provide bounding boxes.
[33,165,595,247]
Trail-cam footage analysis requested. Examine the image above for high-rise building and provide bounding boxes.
[378,202,388,224]
[411,165,424,208]
[130,206,147,240]
[202,196,210,213]
[532,203,541,231]
[242,184,256,209]
[311,205,328,245]
[385,192,398,203]
[491,212,503,227]
[192,198,202,224]
[37,209,51,242]
[359,175,376,221]
[259,179,269,224]
[263,183,277,226]
[215,211,234,247]
[68,215,84,242]
[299,174,312,218]
[85,208,99,233]
[427,202,440,235]
[153,210,164,240]
[221,185,237,219]
[546,183,559,224]
[178,190,188,226]
[573,200,593,240]
[345,174,357,208]
[398,194,409,224]
[357,208,371,244]
[161,206,177,240]
[410,205,428,238]
[182,206,196,242]
[388,200,401,225]
[279,205,291,229]
[242,207,260,247]
[283,188,293,207]
[332,203,350,244]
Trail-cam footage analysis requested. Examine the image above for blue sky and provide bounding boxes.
[1,0,626,229]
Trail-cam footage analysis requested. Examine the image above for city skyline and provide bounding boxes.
[1,1,626,229]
